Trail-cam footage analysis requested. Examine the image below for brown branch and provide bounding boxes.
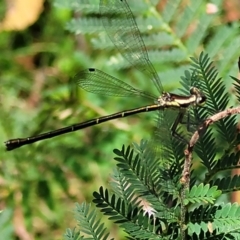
[182,106,240,183]
[179,106,240,238]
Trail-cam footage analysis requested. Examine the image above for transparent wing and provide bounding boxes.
[74,68,156,100]
[99,0,163,94]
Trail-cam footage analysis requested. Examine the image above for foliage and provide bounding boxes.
[62,0,239,88]
[65,53,240,239]
[0,0,239,239]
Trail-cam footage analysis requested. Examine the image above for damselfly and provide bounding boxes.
[5,0,206,151]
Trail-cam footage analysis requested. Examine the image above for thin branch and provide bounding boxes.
[179,106,240,239]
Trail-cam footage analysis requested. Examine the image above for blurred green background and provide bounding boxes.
[0,0,239,239]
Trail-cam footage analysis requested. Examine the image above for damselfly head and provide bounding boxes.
[162,92,172,101]
[190,87,206,106]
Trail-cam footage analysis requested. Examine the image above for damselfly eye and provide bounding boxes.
[190,87,199,95]
[190,87,206,106]
[198,95,207,105]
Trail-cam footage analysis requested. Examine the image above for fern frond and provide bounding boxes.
[133,139,176,195]
[188,224,233,240]
[74,202,110,240]
[232,76,240,103]
[195,129,217,170]
[191,52,237,143]
[113,145,175,218]
[188,205,219,223]
[184,184,221,205]
[134,139,181,217]
[114,145,155,195]
[93,187,134,223]
[54,0,100,13]
[109,168,142,208]
[205,152,240,181]
[109,169,130,201]
[188,203,240,238]
[67,17,104,34]
[213,203,240,234]
[190,53,227,113]
[93,187,174,239]
[64,228,83,240]
[209,175,240,194]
